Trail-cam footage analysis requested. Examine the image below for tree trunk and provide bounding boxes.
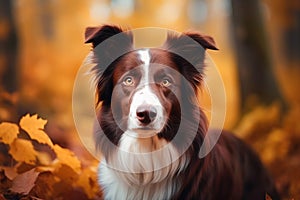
[230,0,286,113]
[0,0,19,93]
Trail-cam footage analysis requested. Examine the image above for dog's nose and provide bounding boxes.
[136,105,157,125]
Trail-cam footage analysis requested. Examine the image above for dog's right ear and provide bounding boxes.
[84,25,133,106]
[85,25,132,48]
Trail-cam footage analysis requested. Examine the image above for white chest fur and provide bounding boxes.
[98,133,189,200]
[98,163,178,200]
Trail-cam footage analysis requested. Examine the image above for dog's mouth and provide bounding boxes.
[134,127,156,131]
[125,126,162,138]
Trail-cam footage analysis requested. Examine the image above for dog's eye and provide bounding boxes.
[161,78,172,87]
[123,76,134,86]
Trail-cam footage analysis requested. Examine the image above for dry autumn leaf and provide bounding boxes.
[36,151,54,166]
[54,164,79,184]
[0,167,18,180]
[75,167,100,199]
[9,138,37,165]
[29,171,58,199]
[11,169,39,195]
[19,114,53,147]
[0,122,19,145]
[0,113,102,199]
[53,145,81,174]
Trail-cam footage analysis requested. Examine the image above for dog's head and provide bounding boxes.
[85,25,217,184]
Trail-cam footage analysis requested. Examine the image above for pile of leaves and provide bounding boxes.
[235,103,300,200]
[0,114,102,200]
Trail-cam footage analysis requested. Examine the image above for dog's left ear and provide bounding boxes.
[163,31,218,67]
[163,31,218,89]
[183,32,218,50]
[163,31,218,55]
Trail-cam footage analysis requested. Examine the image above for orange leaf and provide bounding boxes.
[9,138,37,165]
[19,114,53,146]
[36,151,54,166]
[0,167,18,180]
[54,164,79,184]
[0,122,19,145]
[53,145,81,174]
[75,167,100,199]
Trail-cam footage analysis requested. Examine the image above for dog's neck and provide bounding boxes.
[98,132,189,199]
[98,162,180,200]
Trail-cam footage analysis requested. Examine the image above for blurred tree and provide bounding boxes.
[0,0,19,93]
[264,0,300,106]
[230,0,286,113]
[267,0,300,64]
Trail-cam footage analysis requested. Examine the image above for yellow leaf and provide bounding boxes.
[35,165,55,173]
[20,114,47,130]
[36,151,54,166]
[19,114,53,146]
[53,145,81,174]
[0,122,19,144]
[75,167,100,199]
[9,138,37,165]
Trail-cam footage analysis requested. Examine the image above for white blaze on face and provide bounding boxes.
[105,49,189,194]
[127,49,166,137]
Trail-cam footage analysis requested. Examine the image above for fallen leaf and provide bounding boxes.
[35,165,55,173]
[11,169,39,195]
[29,171,58,199]
[32,142,56,166]
[19,114,47,131]
[53,145,81,174]
[9,138,37,165]
[54,164,79,184]
[0,167,18,180]
[75,167,100,199]
[0,122,19,145]
[52,178,73,198]
[36,151,54,166]
[19,114,53,146]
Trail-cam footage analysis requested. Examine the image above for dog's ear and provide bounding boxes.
[163,31,218,89]
[84,25,133,63]
[163,31,218,59]
[85,25,133,105]
[183,32,218,50]
[85,25,131,48]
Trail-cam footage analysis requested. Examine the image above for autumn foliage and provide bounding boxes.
[0,1,299,199]
[0,114,102,200]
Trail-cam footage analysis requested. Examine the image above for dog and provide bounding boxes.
[84,25,280,200]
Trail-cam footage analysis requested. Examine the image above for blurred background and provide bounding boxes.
[0,0,300,199]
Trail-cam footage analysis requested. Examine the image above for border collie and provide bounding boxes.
[84,25,280,200]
